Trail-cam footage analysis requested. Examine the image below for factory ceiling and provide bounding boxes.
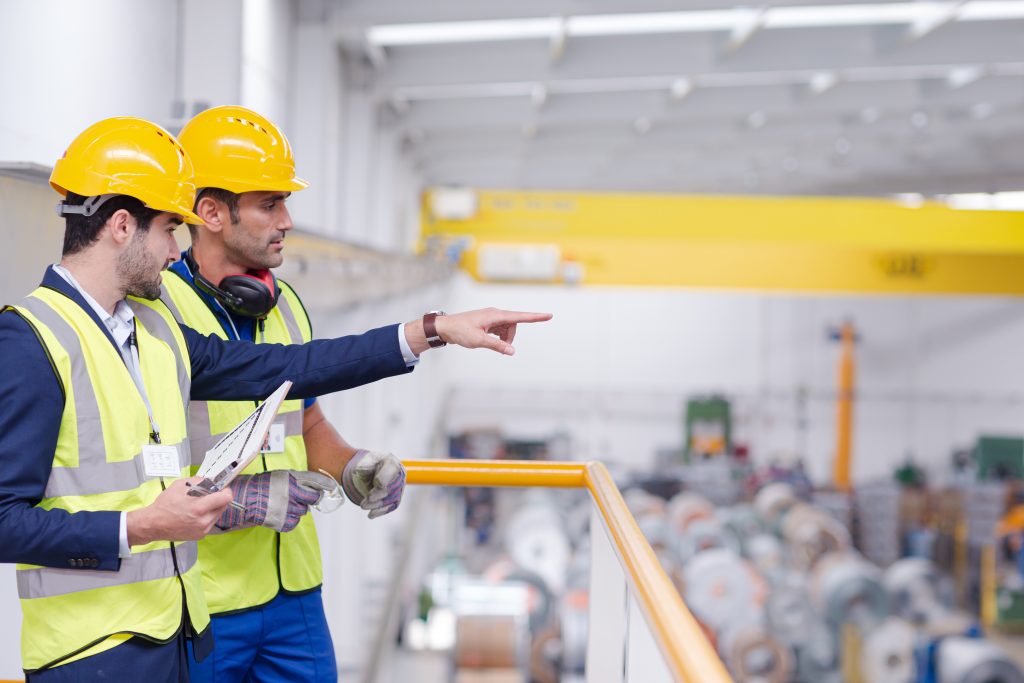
[307,0,1024,197]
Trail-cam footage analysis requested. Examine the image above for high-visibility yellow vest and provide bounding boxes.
[7,287,209,672]
[161,273,322,615]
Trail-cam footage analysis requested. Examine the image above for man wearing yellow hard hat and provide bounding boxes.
[166,105,402,681]
[0,116,551,681]
[166,104,551,681]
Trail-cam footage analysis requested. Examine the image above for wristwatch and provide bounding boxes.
[423,310,447,348]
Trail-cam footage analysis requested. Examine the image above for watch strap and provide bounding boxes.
[423,311,447,348]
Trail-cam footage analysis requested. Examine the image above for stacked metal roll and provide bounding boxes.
[683,548,763,634]
[936,637,1024,683]
[720,504,767,555]
[810,552,889,630]
[754,483,800,534]
[503,500,570,594]
[859,618,916,683]
[719,623,795,683]
[884,557,952,624]
[780,502,851,571]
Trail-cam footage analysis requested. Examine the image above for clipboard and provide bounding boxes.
[187,380,293,498]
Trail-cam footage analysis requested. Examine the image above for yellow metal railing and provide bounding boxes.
[403,459,734,683]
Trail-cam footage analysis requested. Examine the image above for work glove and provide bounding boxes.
[217,470,339,532]
[341,450,406,519]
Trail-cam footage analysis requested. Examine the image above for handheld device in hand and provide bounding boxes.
[187,380,293,498]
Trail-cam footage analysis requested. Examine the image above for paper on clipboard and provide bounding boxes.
[187,380,292,497]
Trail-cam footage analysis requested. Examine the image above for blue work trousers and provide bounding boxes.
[188,588,337,683]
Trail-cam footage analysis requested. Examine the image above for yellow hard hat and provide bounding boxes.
[51,117,201,224]
[178,105,309,194]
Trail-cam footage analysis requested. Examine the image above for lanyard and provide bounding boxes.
[126,322,161,444]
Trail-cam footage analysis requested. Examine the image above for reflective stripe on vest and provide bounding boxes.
[161,274,322,613]
[18,542,198,599]
[9,287,209,672]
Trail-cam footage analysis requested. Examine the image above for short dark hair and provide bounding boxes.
[61,192,162,256]
[192,187,240,237]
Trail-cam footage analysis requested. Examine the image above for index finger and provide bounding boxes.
[489,311,552,324]
[196,486,234,510]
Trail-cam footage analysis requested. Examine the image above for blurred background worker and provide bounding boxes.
[167,105,410,681]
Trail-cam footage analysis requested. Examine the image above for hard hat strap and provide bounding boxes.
[55,193,120,218]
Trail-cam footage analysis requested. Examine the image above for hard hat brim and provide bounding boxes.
[194,176,310,195]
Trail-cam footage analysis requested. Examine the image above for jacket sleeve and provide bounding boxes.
[184,322,414,402]
[0,311,121,570]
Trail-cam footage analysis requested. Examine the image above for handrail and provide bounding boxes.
[403,459,734,683]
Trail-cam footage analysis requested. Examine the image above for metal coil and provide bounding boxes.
[667,491,716,534]
[936,637,1024,683]
[504,503,570,594]
[765,574,814,646]
[780,503,851,570]
[859,618,916,683]
[675,517,727,563]
[794,621,840,683]
[746,533,785,579]
[721,504,767,554]
[720,624,795,683]
[684,548,763,633]
[754,483,799,531]
[811,552,888,629]
[884,557,950,624]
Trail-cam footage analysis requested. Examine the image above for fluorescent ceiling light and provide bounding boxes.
[367,18,558,46]
[765,3,934,29]
[567,10,740,36]
[392,61,1024,101]
[946,191,1024,210]
[961,1,1024,20]
[366,2,1024,47]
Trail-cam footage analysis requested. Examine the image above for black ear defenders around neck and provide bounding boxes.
[184,249,281,319]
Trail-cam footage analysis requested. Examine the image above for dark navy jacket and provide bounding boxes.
[0,267,412,572]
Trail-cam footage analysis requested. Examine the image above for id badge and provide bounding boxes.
[260,423,286,455]
[143,444,181,478]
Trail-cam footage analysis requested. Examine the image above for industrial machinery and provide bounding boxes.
[685,396,732,461]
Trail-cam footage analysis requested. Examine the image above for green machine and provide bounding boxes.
[976,436,1024,481]
[685,396,731,462]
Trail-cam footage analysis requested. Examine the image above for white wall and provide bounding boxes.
[0,0,180,163]
[307,282,453,672]
[436,276,1024,487]
[241,0,293,128]
[181,0,244,114]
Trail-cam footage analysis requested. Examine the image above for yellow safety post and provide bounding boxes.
[982,544,997,629]
[833,322,856,492]
[840,622,866,683]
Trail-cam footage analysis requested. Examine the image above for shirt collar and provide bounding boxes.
[52,264,135,347]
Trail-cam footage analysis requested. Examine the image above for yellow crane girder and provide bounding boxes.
[421,189,1024,295]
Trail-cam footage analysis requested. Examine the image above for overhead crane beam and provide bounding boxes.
[422,189,1024,295]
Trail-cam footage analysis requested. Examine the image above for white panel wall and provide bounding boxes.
[241,0,293,129]
[288,20,344,232]
[182,0,244,112]
[0,0,179,163]
[307,282,453,673]
[435,276,1024,486]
